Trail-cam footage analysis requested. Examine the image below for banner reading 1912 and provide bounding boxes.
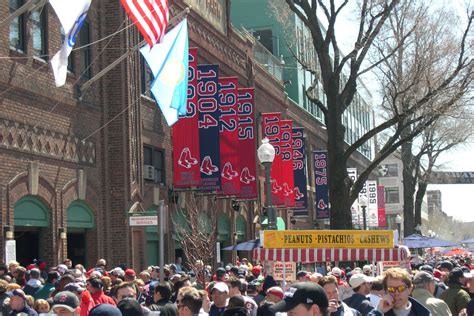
[263,230,395,249]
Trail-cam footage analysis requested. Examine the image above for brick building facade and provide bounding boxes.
[0,0,371,270]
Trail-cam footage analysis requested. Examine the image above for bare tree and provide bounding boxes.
[281,0,473,228]
[374,1,474,235]
[172,192,217,288]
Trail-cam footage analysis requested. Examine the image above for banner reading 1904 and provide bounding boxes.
[314,150,329,219]
[197,64,221,191]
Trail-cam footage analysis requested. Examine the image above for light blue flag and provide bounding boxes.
[140,19,188,126]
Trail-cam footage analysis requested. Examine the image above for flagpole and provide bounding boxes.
[0,0,46,29]
[79,7,190,97]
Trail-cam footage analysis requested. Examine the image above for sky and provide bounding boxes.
[427,144,474,222]
[328,1,474,222]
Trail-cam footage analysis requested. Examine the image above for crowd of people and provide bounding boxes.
[0,255,474,315]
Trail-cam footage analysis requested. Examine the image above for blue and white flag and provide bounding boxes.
[50,0,91,87]
[140,19,188,126]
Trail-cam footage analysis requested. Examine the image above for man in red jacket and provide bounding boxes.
[86,277,116,306]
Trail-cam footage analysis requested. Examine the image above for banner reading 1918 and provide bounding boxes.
[262,113,284,206]
[218,77,240,196]
[280,120,295,207]
[237,88,257,199]
[292,127,308,216]
[314,150,329,219]
[263,230,395,249]
[173,48,201,188]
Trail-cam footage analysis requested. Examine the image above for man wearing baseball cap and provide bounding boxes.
[269,282,329,315]
[440,267,471,315]
[51,291,80,316]
[411,271,452,315]
[9,289,38,316]
[344,273,374,315]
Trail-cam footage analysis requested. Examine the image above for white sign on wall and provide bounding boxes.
[129,216,158,226]
[5,240,16,263]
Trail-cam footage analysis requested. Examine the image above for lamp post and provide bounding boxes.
[257,138,276,230]
[359,196,368,230]
[395,214,402,242]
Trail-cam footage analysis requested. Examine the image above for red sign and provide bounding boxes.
[218,77,240,196]
[377,185,387,228]
[262,113,284,206]
[280,120,295,207]
[237,88,257,199]
[172,48,201,188]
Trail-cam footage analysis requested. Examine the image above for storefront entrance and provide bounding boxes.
[14,228,40,266]
[67,231,86,265]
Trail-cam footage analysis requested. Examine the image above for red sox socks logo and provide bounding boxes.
[200,156,218,175]
[271,179,282,193]
[294,187,304,200]
[240,167,255,184]
[221,162,238,180]
[282,183,293,196]
[178,147,198,169]
[317,199,328,210]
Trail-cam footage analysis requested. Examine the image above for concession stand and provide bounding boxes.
[253,230,411,285]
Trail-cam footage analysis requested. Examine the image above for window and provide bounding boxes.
[140,55,153,97]
[379,163,398,177]
[253,29,274,54]
[144,146,165,184]
[9,0,26,51]
[61,28,75,72]
[80,20,92,79]
[385,187,400,204]
[32,6,47,58]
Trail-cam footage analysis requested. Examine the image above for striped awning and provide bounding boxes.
[253,246,410,262]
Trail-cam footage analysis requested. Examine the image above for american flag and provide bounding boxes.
[120,0,169,47]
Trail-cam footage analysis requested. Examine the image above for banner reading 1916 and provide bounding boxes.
[263,230,395,249]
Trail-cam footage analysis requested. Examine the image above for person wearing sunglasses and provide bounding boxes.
[368,268,430,316]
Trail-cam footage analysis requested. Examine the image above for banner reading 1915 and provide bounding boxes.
[263,230,395,249]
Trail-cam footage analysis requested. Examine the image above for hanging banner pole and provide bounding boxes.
[79,7,190,96]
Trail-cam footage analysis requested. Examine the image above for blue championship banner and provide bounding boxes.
[197,64,221,190]
[292,127,308,216]
[313,150,329,219]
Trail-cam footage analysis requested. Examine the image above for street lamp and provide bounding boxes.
[395,214,402,242]
[257,138,276,230]
[359,196,368,230]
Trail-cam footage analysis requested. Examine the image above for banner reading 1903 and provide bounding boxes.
[314,150,329,219]
[173,47,201,188]
[197,64,221,191]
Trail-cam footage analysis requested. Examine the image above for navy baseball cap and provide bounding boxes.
[269,282,329,312]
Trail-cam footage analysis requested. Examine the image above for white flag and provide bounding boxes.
[49,0,91,87]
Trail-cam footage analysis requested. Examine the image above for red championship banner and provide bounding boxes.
[218,77,240,196]
[377,185,387,228]
[262,113,284,206]
[279,120,295,207]
[172,47,200,188]
[237,88,257,199]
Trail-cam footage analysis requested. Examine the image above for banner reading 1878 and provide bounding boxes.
[314,150,329,219]
[263,230,395,249]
